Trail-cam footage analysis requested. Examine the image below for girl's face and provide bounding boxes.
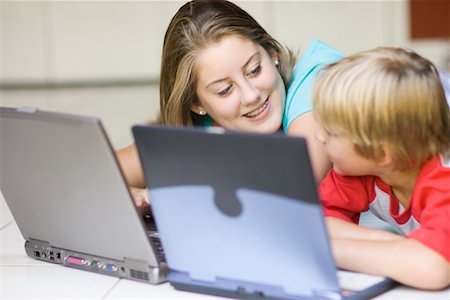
[193,35,285,133]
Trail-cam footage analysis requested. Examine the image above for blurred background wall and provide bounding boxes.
[1,0,449,149]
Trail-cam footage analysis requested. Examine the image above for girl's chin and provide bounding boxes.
[250,119,282,133]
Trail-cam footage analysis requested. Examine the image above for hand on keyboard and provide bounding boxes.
[130,187,152,216]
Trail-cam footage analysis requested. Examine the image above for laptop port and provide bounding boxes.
[105,264,117,272]
[65,256,85,266]
[90,260,99,268]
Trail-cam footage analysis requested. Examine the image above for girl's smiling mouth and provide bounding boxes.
[243,99,270,119]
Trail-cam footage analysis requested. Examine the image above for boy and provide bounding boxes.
[313,47,450,289]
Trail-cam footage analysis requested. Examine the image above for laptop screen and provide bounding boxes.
[133,125,341,298]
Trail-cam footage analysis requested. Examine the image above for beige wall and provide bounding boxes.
[2,0,449,82]
[1,1,449,148]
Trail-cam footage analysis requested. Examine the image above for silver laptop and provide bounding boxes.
[133,125,397,300]
[0,107,167,284]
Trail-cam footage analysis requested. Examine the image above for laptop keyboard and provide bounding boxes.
[144,214,166,262]
[149,232,166,262]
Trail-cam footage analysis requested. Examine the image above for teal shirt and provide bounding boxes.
[282,40,344,132]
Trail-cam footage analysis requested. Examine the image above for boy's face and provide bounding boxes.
[315,127,379,176]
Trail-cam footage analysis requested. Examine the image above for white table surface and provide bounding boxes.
[1,194,449,300]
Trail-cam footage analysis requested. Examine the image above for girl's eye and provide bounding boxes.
[248,64,262,76]
[218,85,232,96]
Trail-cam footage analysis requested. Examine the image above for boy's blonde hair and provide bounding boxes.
[313,47,450,169]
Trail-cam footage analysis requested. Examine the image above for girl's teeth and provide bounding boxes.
[245,100,268,117]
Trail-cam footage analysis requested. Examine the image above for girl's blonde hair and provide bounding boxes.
[313,47,450,169]
[157,0,296,126]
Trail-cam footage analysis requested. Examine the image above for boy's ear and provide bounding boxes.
[376,143,394,167]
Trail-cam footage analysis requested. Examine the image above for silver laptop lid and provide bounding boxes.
[0,107,165,282]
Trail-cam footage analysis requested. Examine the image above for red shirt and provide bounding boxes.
[319,153,450,261]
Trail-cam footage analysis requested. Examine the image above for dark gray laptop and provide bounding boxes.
[0,107,167,284]
[133,125,397,300]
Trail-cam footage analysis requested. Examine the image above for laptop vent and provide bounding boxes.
[130,269,150,281]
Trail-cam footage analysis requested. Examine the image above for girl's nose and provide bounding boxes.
[240,81,261,106]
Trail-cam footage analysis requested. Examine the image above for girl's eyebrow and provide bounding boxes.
[205,52,261,88]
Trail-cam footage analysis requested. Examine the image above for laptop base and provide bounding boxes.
[25,240,167,284]
[171,280,397,300]
[169,271,343,300]
[171,281,296,300]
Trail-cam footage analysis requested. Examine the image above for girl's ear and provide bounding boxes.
[190,104,207,116]
[270,50,280,67]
